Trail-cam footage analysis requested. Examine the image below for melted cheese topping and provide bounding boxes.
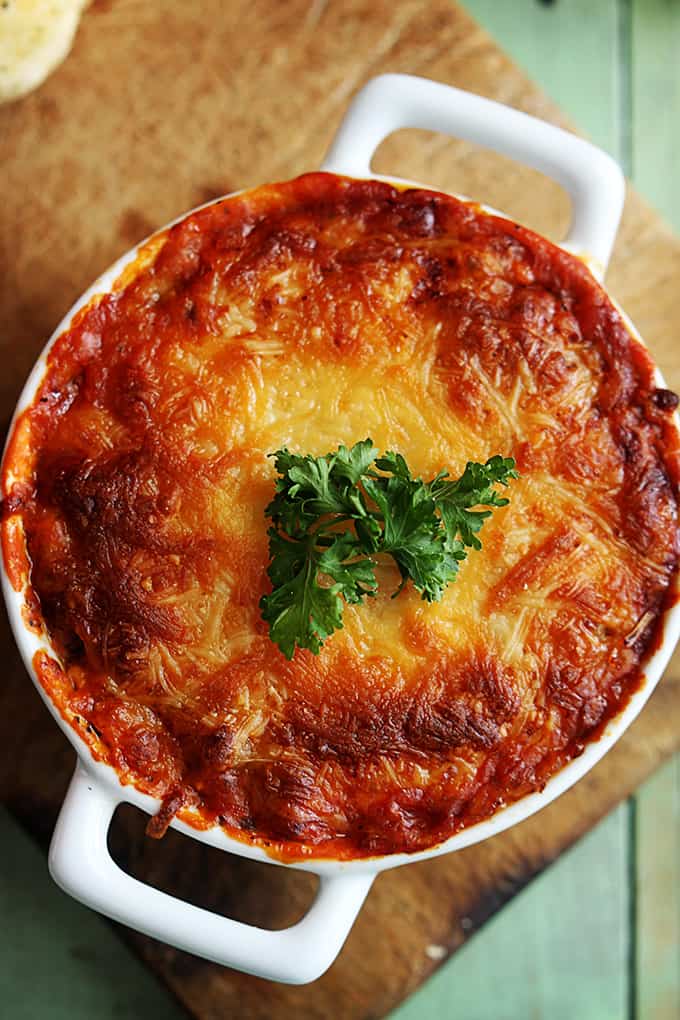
[3,173,679,858]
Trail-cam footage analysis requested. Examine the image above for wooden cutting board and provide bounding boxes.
[2,1,680,1017]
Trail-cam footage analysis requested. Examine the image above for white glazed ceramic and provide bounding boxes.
[3,74,679,985]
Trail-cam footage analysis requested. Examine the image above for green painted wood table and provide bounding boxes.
[1,2,678,1018]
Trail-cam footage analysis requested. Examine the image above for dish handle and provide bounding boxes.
[49,762,374,984]
[321,73,625,275]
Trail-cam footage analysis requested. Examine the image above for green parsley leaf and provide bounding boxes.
[429,455,519,550]
[260,528,377,659]
[259,534,340,659]
[362,469,455,600]
[333,439,379,485]
[265,440,377,538]
[260,439,517,658]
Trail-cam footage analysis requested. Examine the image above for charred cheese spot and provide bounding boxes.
[4,173,679,859]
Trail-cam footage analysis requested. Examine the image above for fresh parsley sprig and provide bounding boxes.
[259,440,518,659]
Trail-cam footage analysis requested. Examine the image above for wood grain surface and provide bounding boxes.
[1,2,680,1017]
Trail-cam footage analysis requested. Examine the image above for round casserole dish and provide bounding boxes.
[2,74,679,984]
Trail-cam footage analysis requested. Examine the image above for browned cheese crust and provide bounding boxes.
[3,173,679,859]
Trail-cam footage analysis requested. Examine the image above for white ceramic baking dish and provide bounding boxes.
[3,73,679,985]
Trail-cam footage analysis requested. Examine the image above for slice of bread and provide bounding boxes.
[0,0,88,103]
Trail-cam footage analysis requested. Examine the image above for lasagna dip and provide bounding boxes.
[3,174,679,858]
